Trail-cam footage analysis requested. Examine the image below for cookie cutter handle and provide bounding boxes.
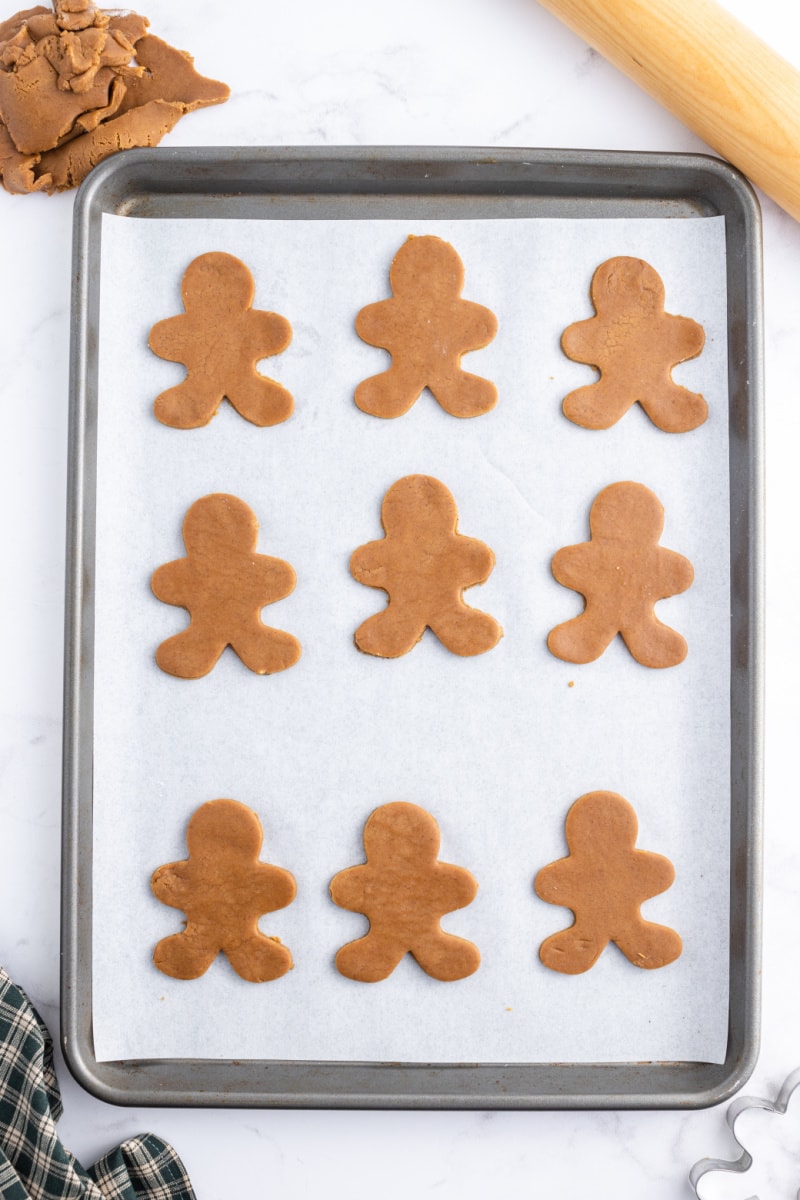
[536,0,800,221]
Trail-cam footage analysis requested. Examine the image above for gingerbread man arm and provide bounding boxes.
[329,863,370,913]
[349,540,389,588]
[533,855,577,906]
[244,309,293,358]
[656,546,695,596]
[354,298,399,349]
[151,557,196,608]
[249,553,298,601]
[428,861,479,911]
[151,859,193,909]
[549,542,595,593]
[148,313,197,365]
[248,861,298,913]
[453,534,496,584]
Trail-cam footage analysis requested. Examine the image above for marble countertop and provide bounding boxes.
[2,0,799,1195]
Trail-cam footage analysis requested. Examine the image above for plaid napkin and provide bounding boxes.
[0,966,196,1200]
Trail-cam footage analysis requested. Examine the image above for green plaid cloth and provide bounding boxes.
[0,966,195,1200]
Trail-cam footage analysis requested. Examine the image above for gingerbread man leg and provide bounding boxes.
[538,922,609,976]
[154,928,220,980]
[427,605,503,658]
[618,614,688,670]
[612,915,682,970]
[546,605,619,665]
[561,375,631,432]
[154,377,228,432]
[408,929,482,981]
[354,356,428,421]
[425,362,499,420]
[227,622,304,676]
[351,606,427,660]
[155,625,227,680]
[224,933,294,983]
[335,931,407,983]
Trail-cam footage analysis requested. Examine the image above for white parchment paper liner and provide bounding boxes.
[91,213,730,1064]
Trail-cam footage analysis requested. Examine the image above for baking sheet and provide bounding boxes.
[90,210,731,1066]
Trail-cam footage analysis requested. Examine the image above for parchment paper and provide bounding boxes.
[91,212,730,1064]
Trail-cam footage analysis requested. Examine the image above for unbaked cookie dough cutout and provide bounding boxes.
[354,234,498,418]
[330,801,480,982]
[148,251,293,429]
[151,492,301,679]
[350,473,503,658]
[151,798,296,982]
[534,790,682,974]
[561,256,707,432]
[547,481,693,668]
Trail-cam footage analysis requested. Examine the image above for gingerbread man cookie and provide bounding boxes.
[151,492,301,679]
[151,798,296,982]
[534,791,682,974]
[354,235,498,418]
[350,474,502,658]
[547,481,693,668]
[330,801,480,982]
[148,251,293,429]
[561,256,707,432]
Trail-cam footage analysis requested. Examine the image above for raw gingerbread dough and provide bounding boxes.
[354,234,498,418]
[547,481,693,668]
[151,798,296,982]
[534,790,682,974]
[151,492,301,679]
[330,801,480,982]
[148,251,293,429]
[561,256,707,432]
[350,473,502,658]
[0,0,229,194]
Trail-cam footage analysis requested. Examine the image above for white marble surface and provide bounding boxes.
[2,0,800,1195]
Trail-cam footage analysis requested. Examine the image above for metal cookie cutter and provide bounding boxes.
[690,1067,800,1198]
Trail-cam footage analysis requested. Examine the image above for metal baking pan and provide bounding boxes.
[61,146,763,1109]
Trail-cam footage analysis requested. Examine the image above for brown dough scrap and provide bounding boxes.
[561,256,707,433]
[0,117,49,192]
[350,474,502,658]
[547,481,693,668]
[151,492,301,680]
[148,252,293,430]
[39,98,184,191]
[330,801,480,982]
[0,7,51,49]
[113,34,231,118]
[0,1,229,194]
[534,791,682,974]
[151,798,296,983]
[355,234,498,419]
[0,54,118,153]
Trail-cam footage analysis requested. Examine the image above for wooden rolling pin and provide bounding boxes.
[536,0,800,221]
